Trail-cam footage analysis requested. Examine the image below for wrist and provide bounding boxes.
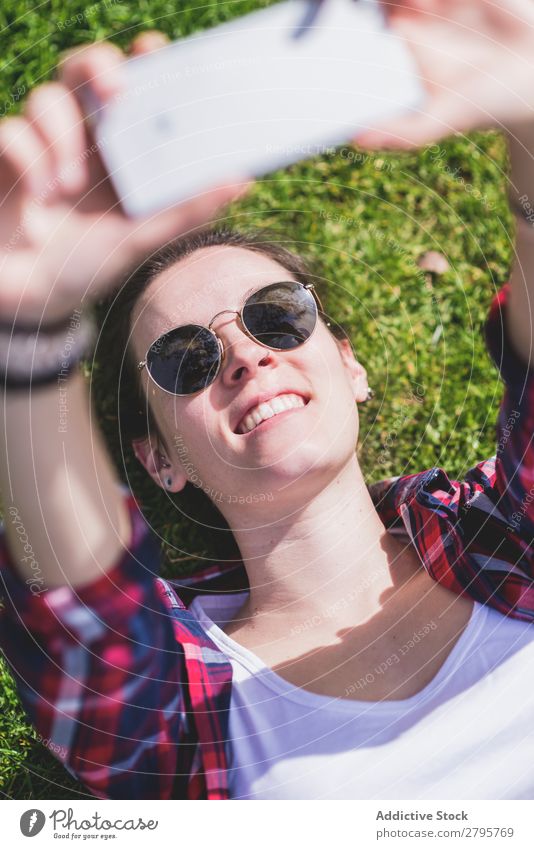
[504,122,534,221]
[0,308,96,393]
[8,299,86,331]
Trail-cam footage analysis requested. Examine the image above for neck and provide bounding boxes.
[230,456,420,628]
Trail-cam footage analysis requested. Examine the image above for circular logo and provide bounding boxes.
[20,809,46,837]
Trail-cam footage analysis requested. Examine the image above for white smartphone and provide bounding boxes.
[87,0,423,217]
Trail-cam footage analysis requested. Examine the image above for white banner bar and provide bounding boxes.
[2,799,533,848]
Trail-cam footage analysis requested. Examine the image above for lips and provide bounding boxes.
[234,391,309,435]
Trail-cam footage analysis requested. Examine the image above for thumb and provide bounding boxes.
[355,94,471,150]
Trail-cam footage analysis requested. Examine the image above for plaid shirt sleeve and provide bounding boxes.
[0,492,193,799]
[484,283,534,546]
[368,282,534,619]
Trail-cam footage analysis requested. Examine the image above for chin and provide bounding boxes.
[246,438,354,495]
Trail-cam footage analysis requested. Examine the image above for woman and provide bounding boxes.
[0,1,533,800]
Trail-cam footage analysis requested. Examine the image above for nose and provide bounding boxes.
[212,314,275,388]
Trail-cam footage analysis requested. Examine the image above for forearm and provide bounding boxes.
[0,495,184,800]
[0,369,130,590]
[505,121,534,368]
[0,371,184,799]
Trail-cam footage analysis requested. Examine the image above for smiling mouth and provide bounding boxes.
[235,393,309,435]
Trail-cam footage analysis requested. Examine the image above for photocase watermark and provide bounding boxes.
[143,278,228,345]
[319,208,360,228]
[497,409,520,455]
[56,0,124,30]
[50,807,158,834]
[0,83,26,119]
[318,212,429,291]
[20,808,159,842]
[112,56,257,105]
[377,382,425,467]
[338,146,394,172]
[173,275,228,317]
[173,434,273,504]
[57,308,83,433]
[344,619,437,697]
[34,732,67,761]
[7,506,44,595]
[4,138,105,254]
[515,193,534,227]
[428,144,496,211]
[290,566,386,637]
[506,482,534,532]
[251,143,393,168]
[265,142,337,158]
[20,809,46,837]
[20,806,159,838]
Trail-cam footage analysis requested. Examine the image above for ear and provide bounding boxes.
[336,338,369,403]
[131,436,187,493]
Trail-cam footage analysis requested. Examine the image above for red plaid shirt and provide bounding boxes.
[1,284,533,800]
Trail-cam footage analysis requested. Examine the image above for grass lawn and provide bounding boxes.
[0,0,513,799]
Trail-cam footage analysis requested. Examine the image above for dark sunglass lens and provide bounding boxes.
[242,282,317,350]
[146,325,220,394]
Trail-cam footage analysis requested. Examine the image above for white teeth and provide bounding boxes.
[237,393,306,434]
[270,396,286,414]
[258,402,275,420]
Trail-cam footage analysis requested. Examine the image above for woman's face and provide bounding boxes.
[131,246,368,515]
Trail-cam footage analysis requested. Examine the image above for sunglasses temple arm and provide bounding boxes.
[307,285,330,327]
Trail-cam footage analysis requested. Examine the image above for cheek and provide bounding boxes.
[305,340,356,406]
[145,392,208,463]
[167,400,227,473]
[322,389,360,449]
[306,347,360,443]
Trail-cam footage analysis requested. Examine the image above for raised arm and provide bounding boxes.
[0,37,241,590]
[507,121,534,367]
[359,0,534,605]
[358,2,534,351]
[0,35,243,797]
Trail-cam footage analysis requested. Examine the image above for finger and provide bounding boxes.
[355,95,471,150]
[24,83,89,196]
[379,0,434,21]
[85,181,252,300]
[0,249,50,321]
[58,41,125,105]
[130,180,252,256]
[128,31,170,57]
[380,0,452,15]
[153,181,251,236]
[0,116,52,199]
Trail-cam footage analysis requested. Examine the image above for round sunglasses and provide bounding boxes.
[137,280,325,396]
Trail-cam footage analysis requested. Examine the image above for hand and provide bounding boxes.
[358,0,534,149]
[0,32,248,324]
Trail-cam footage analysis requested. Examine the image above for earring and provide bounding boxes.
[364,387,374,403]
[165,476,173,488]
[159,453,171,469]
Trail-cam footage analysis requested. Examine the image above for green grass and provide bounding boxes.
[0,0,513,799]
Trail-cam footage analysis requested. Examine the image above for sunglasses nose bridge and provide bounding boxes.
[208,308,253,359]
[208,309,240,332]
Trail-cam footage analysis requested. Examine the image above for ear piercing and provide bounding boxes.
[359,387,374,404]
[159,452,171,469]
[158,452,172,488]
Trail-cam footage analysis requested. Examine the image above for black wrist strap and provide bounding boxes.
[0,309,96,392]
[1,362,80,392]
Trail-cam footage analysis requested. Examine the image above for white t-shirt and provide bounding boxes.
[189,592,534,800]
